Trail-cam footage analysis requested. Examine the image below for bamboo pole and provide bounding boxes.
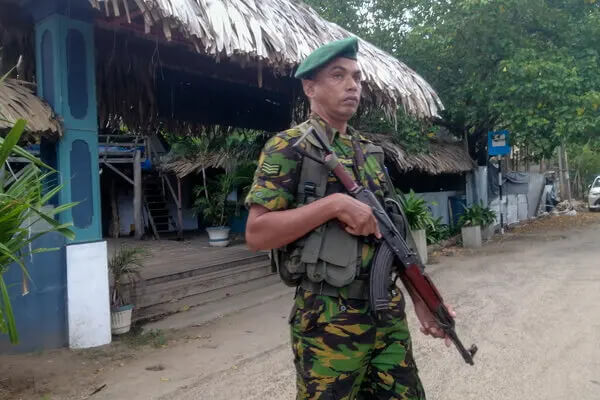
[134,150,143,239]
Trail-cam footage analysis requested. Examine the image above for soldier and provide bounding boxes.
[245,37,454,400]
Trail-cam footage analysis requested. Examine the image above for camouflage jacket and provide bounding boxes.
[245,115,387,270]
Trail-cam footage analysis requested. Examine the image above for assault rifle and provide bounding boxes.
[292,128,477,365]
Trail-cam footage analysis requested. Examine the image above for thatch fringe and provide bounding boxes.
[162,131,474,179]
[367,134,475,175]
[0,79,62,140]
[90,0,443,118]
[159,151,231,178]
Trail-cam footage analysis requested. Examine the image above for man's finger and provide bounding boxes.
[445,304,457,318]
[374,221,382,239]
[428,325,445,338]
[344,225,358,235]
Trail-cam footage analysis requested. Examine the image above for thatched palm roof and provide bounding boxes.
[367,134,475,175]
[90,0,443,118]
[160,150,234,178]
[0,79,62,140]
[163,131,474,179]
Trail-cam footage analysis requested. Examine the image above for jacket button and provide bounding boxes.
[340,305,347,312]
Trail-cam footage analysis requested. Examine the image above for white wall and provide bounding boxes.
[474,166,488,206]
[418,191,464,225]
[66,241,111,349]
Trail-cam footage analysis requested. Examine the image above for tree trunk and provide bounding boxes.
[562,142,572,204]
[557,146,565,200]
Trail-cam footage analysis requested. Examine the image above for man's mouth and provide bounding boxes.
[342,97,359,104]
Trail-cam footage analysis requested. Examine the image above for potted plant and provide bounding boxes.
[481,206,497,241]
[194,173,236,247]
[108,246,146,335]
[459,203,486,248]
[399,190,435,264]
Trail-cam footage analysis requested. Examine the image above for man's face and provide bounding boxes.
[302,58,362,122]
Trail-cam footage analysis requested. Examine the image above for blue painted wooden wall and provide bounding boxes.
[0,233,68,354]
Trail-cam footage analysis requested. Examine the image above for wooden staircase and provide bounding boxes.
[143,173,177,238]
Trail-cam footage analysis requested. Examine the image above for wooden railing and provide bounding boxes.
[98,134,149,163]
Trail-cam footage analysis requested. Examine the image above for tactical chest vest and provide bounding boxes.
[273,120,386,293]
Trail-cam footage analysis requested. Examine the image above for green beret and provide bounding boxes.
[294,37,359,79]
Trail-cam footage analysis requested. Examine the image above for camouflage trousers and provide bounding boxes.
[290,288,425,400]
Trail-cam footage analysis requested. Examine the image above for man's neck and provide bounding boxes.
[311,109,348,135]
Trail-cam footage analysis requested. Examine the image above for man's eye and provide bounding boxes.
[333,74,343,80]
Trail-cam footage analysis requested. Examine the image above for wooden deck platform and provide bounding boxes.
[107,235,274,322]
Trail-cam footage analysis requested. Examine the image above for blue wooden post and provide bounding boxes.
[34,12,101,243]
[15,2,113,351]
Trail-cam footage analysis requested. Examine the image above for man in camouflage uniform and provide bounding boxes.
[245,37,452,400]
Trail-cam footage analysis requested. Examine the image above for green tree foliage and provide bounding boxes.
[570,143,600,189]
[352,109,434,152]
[304,0,600,161]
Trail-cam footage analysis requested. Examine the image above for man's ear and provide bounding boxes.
[302,79,315,99]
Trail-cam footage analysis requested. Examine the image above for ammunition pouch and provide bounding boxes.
[273,121,390,295]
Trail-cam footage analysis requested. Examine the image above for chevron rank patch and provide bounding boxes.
[261,161,281,176]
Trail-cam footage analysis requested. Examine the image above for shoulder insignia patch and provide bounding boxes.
[261,161,282,176]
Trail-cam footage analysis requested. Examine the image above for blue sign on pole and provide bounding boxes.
[488,130,511,156]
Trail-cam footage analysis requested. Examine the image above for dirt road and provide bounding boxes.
[2,214,600,399]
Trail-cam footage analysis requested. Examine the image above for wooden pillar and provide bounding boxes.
[35,13,101,242]
[177,177,184,240]
[133,150,143,239]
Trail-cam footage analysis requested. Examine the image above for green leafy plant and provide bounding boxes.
[229,161,257,217]
[481,206,497,227]
[425,216,451,245]
[108,245,146,309]
[193,162,255,227]
[0,121,76,343]
[459,203,496,227]
[193,174,236,228]
[398,189,435,231]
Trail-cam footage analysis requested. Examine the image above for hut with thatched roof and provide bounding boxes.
[1,0,447,240]
[371,134,476,226]
[0,0,475,352]
[90,0,443,130]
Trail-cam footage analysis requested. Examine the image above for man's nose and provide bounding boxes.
[346,77,359,91]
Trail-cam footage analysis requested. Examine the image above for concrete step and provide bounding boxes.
[134,270,281,323]
[133,260,273,310]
